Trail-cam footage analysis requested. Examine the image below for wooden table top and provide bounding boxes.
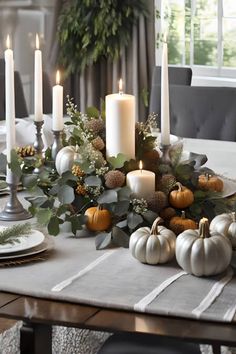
[0,291,236,349]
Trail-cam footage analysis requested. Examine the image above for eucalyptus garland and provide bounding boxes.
[4,98,234,250]
[57,0,148,73]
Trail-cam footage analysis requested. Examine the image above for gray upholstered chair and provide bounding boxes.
[149,66,192,118]
[97,333,201,354]
[149,85,236,141]
[0,58,28,119]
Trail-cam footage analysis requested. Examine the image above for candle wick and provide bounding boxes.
[119,90,123,95]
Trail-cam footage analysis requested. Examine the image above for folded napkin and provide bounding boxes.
[16,115,54,149]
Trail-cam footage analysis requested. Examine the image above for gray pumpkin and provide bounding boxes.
[176,218,232,277]
[129,217,176,265]
[210,212,236,249]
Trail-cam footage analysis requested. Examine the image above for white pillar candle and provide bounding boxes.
[52,70,64,131]
[161,36,170,146]
[106,79,135,161]
[5,35,16,184]
[34,33,43,122]
[126,161,155,199]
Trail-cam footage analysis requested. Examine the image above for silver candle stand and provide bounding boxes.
[33,120,44,174]
[0,174,31,221]
[160,143,171,165]
[51,130,63,161]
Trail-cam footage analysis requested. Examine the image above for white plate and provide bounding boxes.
[0,235,54,261]
[0,229,45,254]
[221,177,236,198]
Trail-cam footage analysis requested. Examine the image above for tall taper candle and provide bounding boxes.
[161,36,170,146]
[106,79,135,160]
[5,35,16,184]
[34,33,43,122]
[52,70,64,131]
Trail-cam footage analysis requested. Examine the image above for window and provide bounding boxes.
[157,0,236,78]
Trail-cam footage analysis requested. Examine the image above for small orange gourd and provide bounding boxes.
[85,205,112,231]
[169,182,194,209]
[198,174,223,192]
[169,211,197,235]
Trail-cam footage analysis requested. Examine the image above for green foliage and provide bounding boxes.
[57,0,148,74]
[0,223,32,245]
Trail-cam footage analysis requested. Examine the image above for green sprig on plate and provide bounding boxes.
[0,223,32,246]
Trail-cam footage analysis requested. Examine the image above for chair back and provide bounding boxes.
[149,85,236,141]
[149,66,192,116]
[0,59,28,119]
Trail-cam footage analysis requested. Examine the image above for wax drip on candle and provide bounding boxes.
[139,160,143,173]
[118,78,123,95]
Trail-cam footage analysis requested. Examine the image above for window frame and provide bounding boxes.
[155,0,236,79]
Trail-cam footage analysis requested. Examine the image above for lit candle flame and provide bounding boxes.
[118,78,123,94]
[36,33,40,50]
[56,70,60,85]
[139,160,143,172]
[6,35,11,49]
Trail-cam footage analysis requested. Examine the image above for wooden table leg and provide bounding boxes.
[20,322,52,354]
[212,344,221,354]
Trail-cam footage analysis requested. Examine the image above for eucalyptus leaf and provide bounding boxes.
[86,106,99,118]
[0,181,7,189]
[117,186,132,201]
[112,226,129,248]
[22,174,38,189]
[85,176,102,187]
[66,214,87,235]
[79,161,95,174]
[9,149,22,178]
[116,219,128,228]
[114,200,130,216]
[58,185,75,204]
[127,212,143,230]
[25,195,48,208]
[37,208,52,225]
[0,153,6,174]
[95,232,113,250]
[97,190,117,204]
[48,216,61,236]
[142,210,158,224]
[107,153,127,169]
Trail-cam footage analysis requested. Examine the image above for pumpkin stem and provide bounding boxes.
[199,217,210,238]
[175,182,183,191]
[181,211,186,219]
[150,217,163,235]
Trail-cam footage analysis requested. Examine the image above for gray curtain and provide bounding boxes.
[48,0,155,122]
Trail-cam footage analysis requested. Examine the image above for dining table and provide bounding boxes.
[0,123,236,354]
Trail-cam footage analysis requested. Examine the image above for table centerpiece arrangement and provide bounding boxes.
[3,96,235,251]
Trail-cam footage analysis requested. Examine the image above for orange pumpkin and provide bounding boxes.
[85,206,112,231]
[169,211,197,235]
[198,174,223,192]
[169,182,194,209]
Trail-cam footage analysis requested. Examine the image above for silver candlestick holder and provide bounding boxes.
[51,130,63,161]
[33,121,44,174]
[160,143,171,165]
[0,173,31,221]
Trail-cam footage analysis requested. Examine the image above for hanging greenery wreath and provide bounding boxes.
[57,0,149,73]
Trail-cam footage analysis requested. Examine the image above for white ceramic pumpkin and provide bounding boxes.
[176,217,232,277]
[210,212,236,249]
[129,217,176,265]
[55,145,80,175]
